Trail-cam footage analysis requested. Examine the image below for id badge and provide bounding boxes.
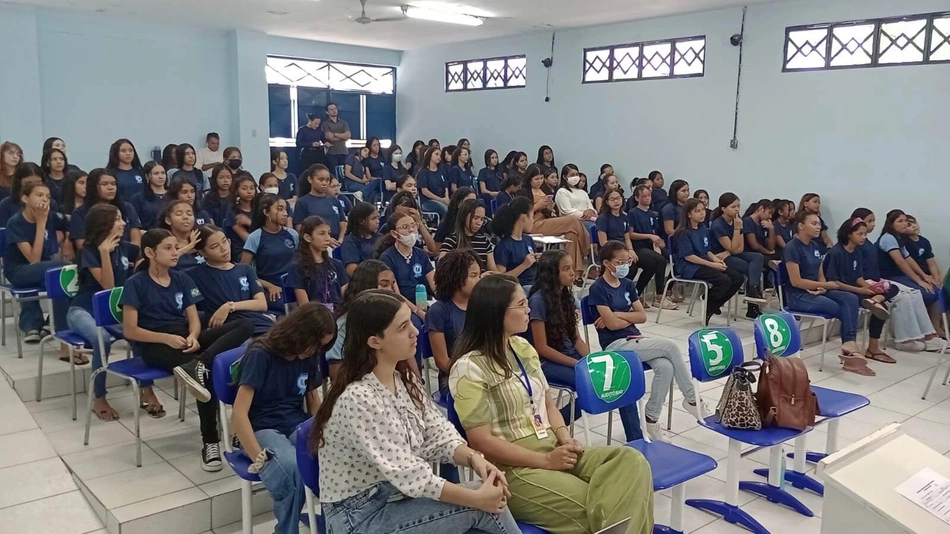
[532,410,548,439]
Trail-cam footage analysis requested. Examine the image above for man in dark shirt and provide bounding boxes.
[321,103,351,171]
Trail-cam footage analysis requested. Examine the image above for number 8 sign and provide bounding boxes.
[759,314,791,356]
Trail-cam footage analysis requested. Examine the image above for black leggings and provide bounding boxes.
[690,265,745,315]
[139,319,254,443]
[632,247,667,297]
[869,285,900,340]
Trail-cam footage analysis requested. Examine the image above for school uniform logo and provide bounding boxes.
[121,256,129,269]
[332,206,340,215]
[135,175,143,184]
[703,237,709,247]
[175,292,184,311]
[284,239,295,249]
[813,250,821,258]
[239,276,249,292]
[412,263,423,278]
[196,255,206,264]
[190,288,201,298]
[853,260,858,271]
[624,292,631,305]
[920,248,925,256]
[196,217,206,225]
[296,373,309,395]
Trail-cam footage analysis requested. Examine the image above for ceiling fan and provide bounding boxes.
[352,0,406,25]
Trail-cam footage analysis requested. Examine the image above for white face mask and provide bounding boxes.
[392,152,403,163]
[398,232,419,246]
[566,176,580,186]
[263,187,279,195]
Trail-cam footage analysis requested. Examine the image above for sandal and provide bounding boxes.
[140,401,167,419]
[839,351,876,376]
[861,299,890,321]
[60,352,89,366]
[865,350,896,364]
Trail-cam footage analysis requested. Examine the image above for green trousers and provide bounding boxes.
[502,434,654,534]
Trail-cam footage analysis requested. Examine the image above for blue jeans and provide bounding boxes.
[324,481,520,534]
[724,251,764,292]
[787,289,859,343]
[420,198,448,219]
[360,178,384,203]
[541,359,643,441]
[66,307,114,398]
[256,428,305,534]
[343,177,366,193]
[7,260,66,332]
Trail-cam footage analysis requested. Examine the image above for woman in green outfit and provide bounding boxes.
[449,274,654,534]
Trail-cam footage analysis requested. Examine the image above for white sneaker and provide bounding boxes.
[895,340,926,352]
[682,398,711,420]
[353,191,364,202]
[645,421,672,443]
[654,297,679,310]
[924,338,947,353]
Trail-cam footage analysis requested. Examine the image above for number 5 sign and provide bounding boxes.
[698,330,734,377]
[586,351,631,402]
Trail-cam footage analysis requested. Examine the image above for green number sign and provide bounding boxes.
[586,351,631,402]
[109,288,124,323]
[698,330,734,377]
[760,314,792,356]
[59,266,79,298]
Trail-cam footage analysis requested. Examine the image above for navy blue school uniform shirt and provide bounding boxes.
[0,197,63,229]
[202,193,230,226]
[293,194,343,238]
[417,167,448,199]
[426,300,467,355]
[494,235,537,287]
[223,207,253,255]
[815,217,830,254]
[823,244,863,287]
[340,233,378,270]
[46,176,66,205]
[69,202,141,242]
[858,240,881,281]
[239,345,321,436]
[449,165,476,191]
[364,156,385,179]
[130,192,165,230]
[334,195,352,218]
[595,212,628,243]
[628,207,658,249]
[907,236,934,274]
[379,245,433,301]
[877,233,909,279]
[344,154,366,183]
[243,227,299,285]
[193,208,213,228]
[3,211,60,279]
[382,163,403,185]
[113,168,145,200]
[277,174,298,200]
[71,242,139,312]
[286,257,348,308]
[121,269,202,331]
[783,237,824,294]
[659,202,681,238]
[528,291,582,360]
[708,216,738,254]
[589,277,642,349]
[675,226,711,279]
[189,263,274,333]
[588,179,605,201]
[774,220,793,246]
[495,190,515,209]
[173,251,205,272]
[651,188,669,212]
[742,216,771,250]
[478,167,502,193]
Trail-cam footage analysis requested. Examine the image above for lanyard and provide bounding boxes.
[511,349,534,407]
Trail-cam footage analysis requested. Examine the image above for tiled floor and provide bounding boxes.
[3,304,950,534]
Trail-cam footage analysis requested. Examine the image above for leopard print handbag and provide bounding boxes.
[715,362,763,430]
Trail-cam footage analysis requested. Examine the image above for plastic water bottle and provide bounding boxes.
[778,446,787,490]
[415,284,428,311]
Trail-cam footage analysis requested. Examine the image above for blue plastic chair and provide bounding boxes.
[0,227,50,358]
[923,290,950,399]
[774,262,833,372]
[751,312,869,495]
[656,236,735,327]
[580,296,673,433]
[418,324,448,408]
[685,327,815,533]
[331,246,342,261]
[37,266,96,420]
[295,417,327,534]
[211,342,257,534]
[575,349,718,534]
[84,288,181,467]
[280,273,297,315]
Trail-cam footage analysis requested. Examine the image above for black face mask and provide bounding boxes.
[228,159,242,170]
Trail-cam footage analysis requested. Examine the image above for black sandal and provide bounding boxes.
[140,401,167,419]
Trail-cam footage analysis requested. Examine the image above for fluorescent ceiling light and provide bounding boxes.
[403,6,483,26]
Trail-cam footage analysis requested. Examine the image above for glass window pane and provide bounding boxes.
[829,24,874,66]
[786,28,828,69]
[466,61,484,89]
[879,19,927,64]
[642,42,672,78]
[446,63,464,91]
[673,38,705,76]
[583,48,611,82]
[931,16,950,62]
[485,59,506,88]
[506,57,527,87]
[611,45,640,80]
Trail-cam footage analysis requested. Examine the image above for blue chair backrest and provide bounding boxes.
[418,324,433,361]
[92,288,125,327]
[588,224,598,245]
[775,261,790,308]
[211,343,251,405]
[753,312,801,360]
[280,273,297,305]
[45,265,79,301]
[331,247,342,261]
[575,350,646,415]
[579,296,598,326]
[687,327,746,382]
[295,417,319,494]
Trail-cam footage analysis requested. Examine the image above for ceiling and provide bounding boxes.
[8,0,783,50]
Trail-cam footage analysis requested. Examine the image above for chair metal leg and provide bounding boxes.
[655,279,675,324]
[818,321,829,372]
[70,346,77,421]
[131,380,142,467]
[36,337,46,402]
[13,299,23,359]
[305,487,317,534]
[923,344,948,399]
[241,481,253,534]
[669,484,686,533]
[667,387,674,431]
[83,371,102,446]
[1,291,6,346]
[700,285,708,327]
[178,382,187,422]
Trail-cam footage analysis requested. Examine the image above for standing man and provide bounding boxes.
[321,103,351,172]
[197,132,222,191]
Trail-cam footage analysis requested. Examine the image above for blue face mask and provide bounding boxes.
[614,263,630,279]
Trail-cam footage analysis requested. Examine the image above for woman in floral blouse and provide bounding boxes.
[311,290,519,534]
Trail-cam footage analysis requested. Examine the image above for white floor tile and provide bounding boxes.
[0,491,102,534]
[0,428,57,469]
[0,457,76,509]
[62,441,164,481]
[82,461,193,509]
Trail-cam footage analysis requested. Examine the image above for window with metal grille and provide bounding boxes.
[582,36,705,84]
[784,11,950,71]
[445,55,526,92]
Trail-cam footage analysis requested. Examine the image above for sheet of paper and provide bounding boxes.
[895,467,950,526]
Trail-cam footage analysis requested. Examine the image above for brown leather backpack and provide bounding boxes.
[754,355,819,431]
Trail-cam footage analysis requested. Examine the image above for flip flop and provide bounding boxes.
[861,299,890,321]
[60,353,89,366]
[140,401,167,419]
[839,352,876,376]
[866,350,896,364]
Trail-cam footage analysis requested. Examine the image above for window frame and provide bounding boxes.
[783,11,950,72]
[582,35,706,84]
[444,54,527,92]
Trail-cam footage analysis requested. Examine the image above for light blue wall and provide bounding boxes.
[398,0,950,254]
[268,35,401,66]
[0,9,45,153]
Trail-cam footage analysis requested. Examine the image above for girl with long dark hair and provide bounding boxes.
[536,145,556,176]
[627,184,676,309]
[417,146,450,219]
[161,144,179,173]
[405,140,426,176]
[292,164,346,246]
[771,199,794,251]
[709,192,767,318]
[0,141,23,199]
[171,143,204,188]
[167,176,213,227]
[554,164,597,231]
[659,179,688,240]
[202,164,233,226]
[41,147,69,203]
[377,211,434,304]
[439,199,496,271]
[797,193,833,253]
[449,146,476,194]
[492,197,538,287]
[223,174,256,259]
[340,202,379,276]
[434,186,475,244]
[241,193,297,314]
[287,216,348,308]
[269,148,297,201]
[60,169,87,221]
[742,199,778,259]
[69,168,142,250]
[380,143,406,203]
[122,228,254,471]
[158,200,202,270]
[428,249,480,400]
[478,149,502,199]
[106,138,144,199]
[129,161,168,230]
[648,171,666,212]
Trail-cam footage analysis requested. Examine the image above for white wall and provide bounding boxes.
[398,0,950,255]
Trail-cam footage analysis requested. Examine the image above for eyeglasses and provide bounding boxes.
[395,223,419,233]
